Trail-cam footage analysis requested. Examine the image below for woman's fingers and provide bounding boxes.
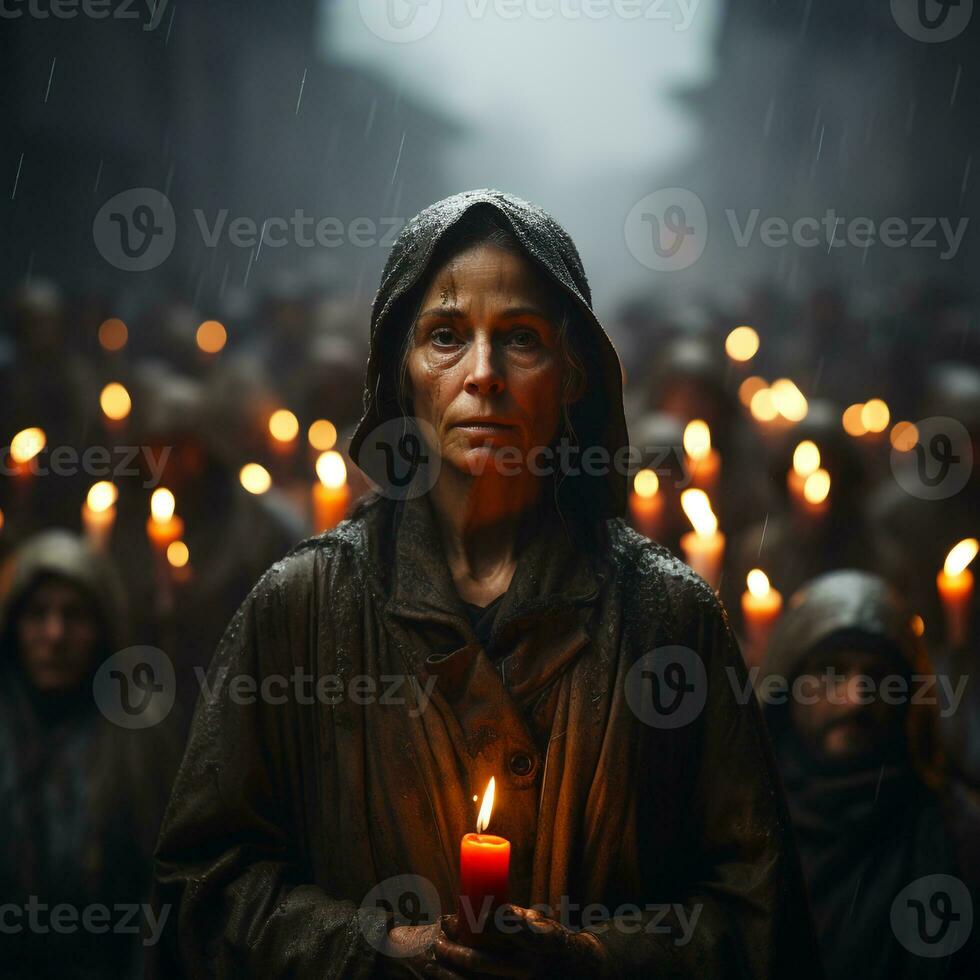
[433,936,534,978]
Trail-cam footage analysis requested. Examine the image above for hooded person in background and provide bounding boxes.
[153,190,821,979]
[760,570,979,980]
[0,531,181,980]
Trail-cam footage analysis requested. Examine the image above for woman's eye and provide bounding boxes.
[509,329,538,348]
[430,327,459,346]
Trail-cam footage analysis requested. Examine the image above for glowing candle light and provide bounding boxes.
[741,569,783,667]
[312,451,350,532]
[146,488,184,551]
[802,467,831,517]
[308,419,338,452]
[196,320,227,354]
[725,325,760,362]
[459,777,510,945]
[82,481,117,552]
[788,440,820,507]
[239,463,272,495]
[10,427,46,475]
[860,398,890,435]
[100,382,132,423]
[680,489,725,590]
[268,409,299,454]
[937,538,978,649]
[770,379,808,423]
[683,419,720,494]
[629,468,664,540]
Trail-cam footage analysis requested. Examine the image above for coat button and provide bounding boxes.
[509,751,534,777]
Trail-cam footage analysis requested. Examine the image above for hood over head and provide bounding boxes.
[349,189,629,524]
[0,529,127,662]
[760,569,932,752]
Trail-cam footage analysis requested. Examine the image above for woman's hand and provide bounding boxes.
[429,903,611,979]
[379,914,474,980]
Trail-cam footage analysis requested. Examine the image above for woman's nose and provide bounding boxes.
[463,337,504,396]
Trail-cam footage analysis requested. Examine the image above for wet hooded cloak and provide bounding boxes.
[0,531,179,980]
[761,570,975,980]
[153,190,821,979]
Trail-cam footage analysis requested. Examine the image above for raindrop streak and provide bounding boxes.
[93,157,104,193]
[243,247,256,288]
[219,261,230,299]
[364,97,378,140]
[165,4,176,45]
[950,65,962,108]
[255,218,269,263]
[960,156,972,205]
[391,131,406,185]
[296,67,308,116]
[762,99,775,139]
[43,57,56,104]
[10,152,23,200]
[757,514,769,558]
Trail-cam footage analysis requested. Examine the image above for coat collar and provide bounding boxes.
[384,490,603,645]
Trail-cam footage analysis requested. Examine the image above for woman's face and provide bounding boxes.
[406,242,567,478]
[17,577,101,693]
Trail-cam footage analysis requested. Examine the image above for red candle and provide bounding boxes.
[458,777,510,944]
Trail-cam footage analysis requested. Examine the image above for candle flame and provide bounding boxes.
[633,468,659,498]
[86,481,117,513]
[792,440,820,477]
[771,379,808,422]
[316,450,347,489]
[239,463,272,495]
[269,409,299,443]
[944,538,979,577]
[100,382,131,421]
[803,468,831,505]
[681,488,718,537]
[167,540,190,568]
[747,569,770,598]
[10,427,46,464]
[476,777,495,834]
[860,398,890,434]
[683,420,711,461]
[150,488,176,523]
[749,387,778,422]
[725,325,759,362]
[308,419,338,451]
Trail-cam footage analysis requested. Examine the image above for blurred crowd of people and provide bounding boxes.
[1,272,978,977]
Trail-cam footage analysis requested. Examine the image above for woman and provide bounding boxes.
[154,190,820,978]
[0,530,179,979]
[760,570,979,979]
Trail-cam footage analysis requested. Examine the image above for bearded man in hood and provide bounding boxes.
[153,190,821,979]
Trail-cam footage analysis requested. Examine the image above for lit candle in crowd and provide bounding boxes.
[725,325,760,363]
[312,451,350,532]
[788,440,820,507]
[196,319,227,355]
[937,538,978,649]
[628,468,664,540]
[146,488,184,551]
[459,777,510,945]
[268,409,300,455]
[82,481,117,552]
[801,467,831,517]
[167,539,192,584]
[99,382,131,431]
[741,569,783,667]
[9,427,46,477]
[680,489,725,590]
[683,420,720,495]
[239,463,272,495]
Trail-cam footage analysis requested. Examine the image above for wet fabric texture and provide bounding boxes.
[152,190,821,979]
[762,571,978,980]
